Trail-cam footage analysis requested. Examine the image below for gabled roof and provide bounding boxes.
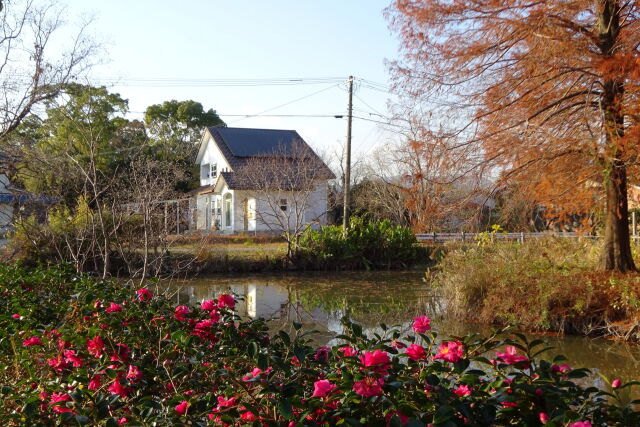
[195,127,335,184]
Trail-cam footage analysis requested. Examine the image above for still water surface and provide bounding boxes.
[161,271,640,388]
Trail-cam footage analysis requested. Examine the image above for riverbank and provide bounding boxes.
[434,237,640,342]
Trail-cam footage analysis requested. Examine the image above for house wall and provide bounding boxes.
[0,173,13,231]
[198,134,232,187]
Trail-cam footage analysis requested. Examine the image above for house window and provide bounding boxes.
[210,163,217,179]
[280,199,287,212]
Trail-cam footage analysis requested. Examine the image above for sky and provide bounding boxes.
[62,0,402,161]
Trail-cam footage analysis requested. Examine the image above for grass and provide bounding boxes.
[433,237,640,341]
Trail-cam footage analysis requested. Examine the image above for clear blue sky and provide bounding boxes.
[64,0,400,158]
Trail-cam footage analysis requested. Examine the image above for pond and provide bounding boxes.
[160,270,640,391]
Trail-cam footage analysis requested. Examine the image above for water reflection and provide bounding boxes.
[161,271,640,386]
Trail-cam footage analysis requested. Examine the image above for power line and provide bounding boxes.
[229,83,344,124]
[92,76,348,88]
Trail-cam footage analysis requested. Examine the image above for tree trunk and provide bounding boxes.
[596,2,635,272]
[599,161,636,271]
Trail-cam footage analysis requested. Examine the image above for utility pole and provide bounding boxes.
[343,75,354,230]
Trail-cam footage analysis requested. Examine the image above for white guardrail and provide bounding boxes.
[414,231,598,243]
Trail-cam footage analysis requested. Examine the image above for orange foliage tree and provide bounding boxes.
[386,0,640,271]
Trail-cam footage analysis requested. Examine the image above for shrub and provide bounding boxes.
[1,264,639,425]
[434,237,640,340]
[297,217,426,269]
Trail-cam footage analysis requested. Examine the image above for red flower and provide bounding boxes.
[385,412,410,426]
[108,379,132,398]
[63,350,83,368]
[338,346,357,357]
[22,336,43,347]
[496,346,529,365]
[175,400,190,415]
[314,346,330,362]
[551,364,572,374]
[360,350,391,373]
[105,302,124,313]
[217,395,237,408]
[353,377,384,397]
[88,375,102,391]
[195,319,215,329]
[112,343,131,362]
[126,365,143,381]
[87,336,104,358]
[312,379,337,397]
[174,305,191,321]
[12,313,21,320]
[412,315,431,334]
[242,366,272,381]
[201,299,217,311]
[136,288,152,302]
[406,344,427,361]
[612,378,622,388]
[217,294,235,309]
[47,355,69,372]
[50,392,73,414]
[539,412,549,424]
[240,410,257,421]
[453,384,472,397]
[433,341,464,363]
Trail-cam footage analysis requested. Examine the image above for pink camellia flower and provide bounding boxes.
[47,355,68,372]
[353,377,384,397]
[312,379,337,397]
[412,315,431,334]
[242,367,272,381]
[314,346,330,362]
[50,392,73,414]
[126,365,144,381]
[539,412,550,424]
[108,379,131,398]
[240,410,257,422]
[433,341,464,363]
[217,294,235,309]
[338,346,357,357]
[136,288,152,302]
[195,319,215,330]
[63,350,83,368]
[551,364,572,374]
[105,302,124,313]
[217,395,237,408]
[88,375,102,391]
[453,384,472,397]
[174,305,191,321]
[360,350,391,373]
[496,346,529,365]
[118,418,127,425]
[112,343,131,362]
[501,401,518,408]
[87,336,104,358]
[209,309,221,323]
[612,378,622,388]
[406,344,427,361]
[201,300,217,311]
[175,400,190,415]
[22,336,43,347]
[12,314,21,320]
[569,422,592,427]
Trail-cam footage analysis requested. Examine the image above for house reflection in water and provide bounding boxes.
[171,280,353,336]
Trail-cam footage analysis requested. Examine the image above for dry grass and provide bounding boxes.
[434,237,640,341]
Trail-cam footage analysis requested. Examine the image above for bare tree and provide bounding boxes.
[0,0,97,142]
[233,141,334,260]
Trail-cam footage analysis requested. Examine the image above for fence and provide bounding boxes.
[415,231,590,243]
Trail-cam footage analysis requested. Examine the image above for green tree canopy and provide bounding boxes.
[144,99,225,146]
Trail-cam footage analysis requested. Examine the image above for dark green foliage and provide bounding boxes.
[297,217,426,269]
[0,264,637,425]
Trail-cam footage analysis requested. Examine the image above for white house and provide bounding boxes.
[193,127,334,234]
